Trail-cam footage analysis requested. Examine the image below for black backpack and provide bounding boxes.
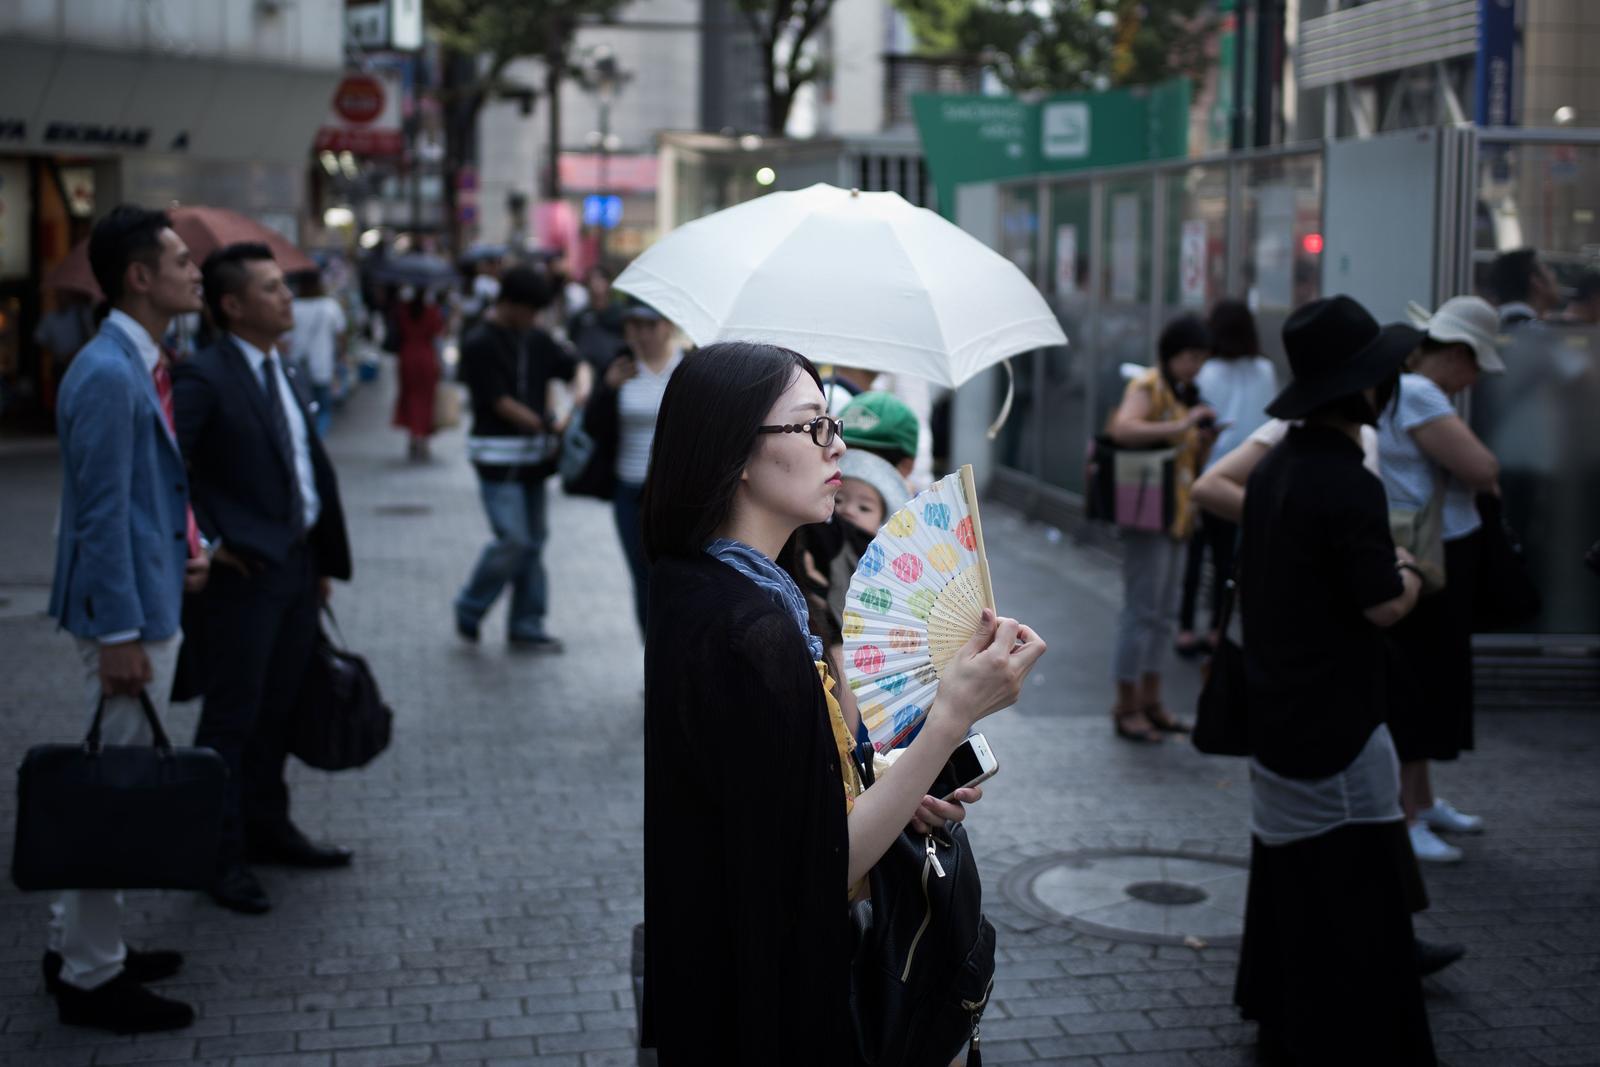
[849,758,996,1067]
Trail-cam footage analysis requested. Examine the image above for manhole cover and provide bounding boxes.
[1125,880,1207,906]
[374,504,432,516]
[1002,848,1249,946]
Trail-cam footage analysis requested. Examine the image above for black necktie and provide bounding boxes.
[260,354,307,537]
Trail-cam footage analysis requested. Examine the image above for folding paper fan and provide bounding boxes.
[842,464,996,752]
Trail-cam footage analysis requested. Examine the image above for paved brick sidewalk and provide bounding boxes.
[0,367,1596,1066]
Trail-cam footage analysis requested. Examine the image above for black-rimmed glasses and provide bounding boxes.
[757,415,845,448]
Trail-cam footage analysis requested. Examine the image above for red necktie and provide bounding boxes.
[153,353,204,559]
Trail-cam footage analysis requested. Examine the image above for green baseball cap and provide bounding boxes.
[841,391,919,458]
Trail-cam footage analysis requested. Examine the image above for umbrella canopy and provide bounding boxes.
[44,205,318,300]
[613,183,1066,389]
[366,252,459,289]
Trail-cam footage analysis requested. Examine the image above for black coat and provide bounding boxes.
[173,338,351,580]
[641,554,852,1064]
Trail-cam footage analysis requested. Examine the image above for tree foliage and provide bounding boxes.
[428,0,627,206]
[895,0,1213,94]
[734,0,838,134]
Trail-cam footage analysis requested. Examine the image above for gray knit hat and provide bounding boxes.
[838,449,910,515]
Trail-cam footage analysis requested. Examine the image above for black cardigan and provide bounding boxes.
[641,553,853,1064]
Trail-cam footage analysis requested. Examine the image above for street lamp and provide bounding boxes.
[578,45,631,261]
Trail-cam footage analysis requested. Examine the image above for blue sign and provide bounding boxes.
[582,194,623,229]
[1475,0,1517,127]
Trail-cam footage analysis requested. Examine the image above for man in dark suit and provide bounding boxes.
[173,243,354,915]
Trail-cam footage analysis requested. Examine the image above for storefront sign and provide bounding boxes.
[913,80,1190,217]
[346,0,424,52]
[1475,0,1517,127]
[559,153,659,194]
[1180,220,1208,307]
[316,68,404,156]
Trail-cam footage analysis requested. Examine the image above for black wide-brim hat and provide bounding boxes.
[1266,295,1423,420]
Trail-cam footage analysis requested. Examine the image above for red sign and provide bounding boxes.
[333,75,386,125]
[314,127,404,155]
[558,153,659,194]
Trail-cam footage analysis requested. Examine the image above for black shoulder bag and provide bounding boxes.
[13,691,226,891]
[848,751,996,1067]
[1192,575,1251,757]
[290,608,394,772]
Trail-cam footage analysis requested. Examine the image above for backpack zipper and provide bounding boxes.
[899,834,945,981]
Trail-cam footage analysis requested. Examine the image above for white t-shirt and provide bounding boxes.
[288,296,347,385]
[1376,373,1480,541]
[1196,355,1278,471]
[615,351,683,485]
[1250,418,1382,478]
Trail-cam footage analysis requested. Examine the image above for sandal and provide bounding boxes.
[1144,703,1192,734]
[1114,708,1165,743]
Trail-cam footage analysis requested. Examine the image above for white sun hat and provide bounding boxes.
[1407,296,1506,373]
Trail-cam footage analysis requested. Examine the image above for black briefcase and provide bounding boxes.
[12,691,226,891]
[289,610,393,772]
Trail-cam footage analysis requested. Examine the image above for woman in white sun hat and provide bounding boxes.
[1378,295,1505,865]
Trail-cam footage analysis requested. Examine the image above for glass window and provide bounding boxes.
[1039,182,1093,493]
[1163,164,1229,317]
[1471,140,1600,636]
[994,185,1040,476]
[1092,177,1155,435]
[1238,153,1322,365]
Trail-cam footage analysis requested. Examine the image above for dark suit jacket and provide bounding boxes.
[172,337,351,580]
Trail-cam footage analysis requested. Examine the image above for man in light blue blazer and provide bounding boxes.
[44,205,207,1034]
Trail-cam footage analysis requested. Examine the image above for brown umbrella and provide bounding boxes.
[44,205,319,299]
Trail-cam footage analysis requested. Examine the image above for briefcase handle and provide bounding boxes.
[85,690,174,756]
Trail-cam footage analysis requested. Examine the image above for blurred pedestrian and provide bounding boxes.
[44,205,206,1034]
[288,273,347,438]
[33,290,97,397]
[1105,315,1216,742]
[1177,299,1276,657]
[638,341,1045,1062]
[1563,270,1600,325]
[454,267,591,651]
[1378,296,1504,864]
[567,264,627,371]
[175,243,355,917]
[392,287,444,461]
[1488,248,1559,328]
[1233,295,1435,1065]
[589,302,682,634]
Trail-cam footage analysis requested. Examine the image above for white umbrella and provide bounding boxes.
[613,183,1065,394]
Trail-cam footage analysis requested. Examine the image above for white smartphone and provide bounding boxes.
[929,732,999,802]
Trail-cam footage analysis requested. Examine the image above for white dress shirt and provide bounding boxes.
[231,333,321,532]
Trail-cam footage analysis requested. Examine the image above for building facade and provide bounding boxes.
[0,0,343,427]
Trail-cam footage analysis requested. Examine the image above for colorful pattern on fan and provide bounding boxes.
[843,465,994,752]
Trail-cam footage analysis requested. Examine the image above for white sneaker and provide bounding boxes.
[1420,798,1484,835]
[1409,821,1464,864]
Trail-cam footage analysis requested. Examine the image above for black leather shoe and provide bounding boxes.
[248,825,354,869]
[1415,936,1466,976]
[54,970,194,1033]
[210,864,272,914]
[44,948,183,995]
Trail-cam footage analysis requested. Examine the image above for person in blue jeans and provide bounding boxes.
[454,267,591,650]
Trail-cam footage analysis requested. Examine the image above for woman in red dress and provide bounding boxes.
[393,288,444,460]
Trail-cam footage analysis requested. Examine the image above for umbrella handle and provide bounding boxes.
[985,359,1015,441]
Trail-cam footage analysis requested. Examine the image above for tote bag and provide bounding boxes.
[1086,435,1177,534]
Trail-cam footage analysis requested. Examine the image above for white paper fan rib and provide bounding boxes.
[843,465,995,751]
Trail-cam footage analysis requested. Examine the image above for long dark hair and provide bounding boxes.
[1157,313,1210,405]
[641,342,823,562]
[1206,298,1260,359]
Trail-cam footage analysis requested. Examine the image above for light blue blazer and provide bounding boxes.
[48,318,190,642]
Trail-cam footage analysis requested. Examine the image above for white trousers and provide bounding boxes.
[46,634,181,991]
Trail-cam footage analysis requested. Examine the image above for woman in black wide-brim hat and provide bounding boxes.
[1232,295,1438,1065]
